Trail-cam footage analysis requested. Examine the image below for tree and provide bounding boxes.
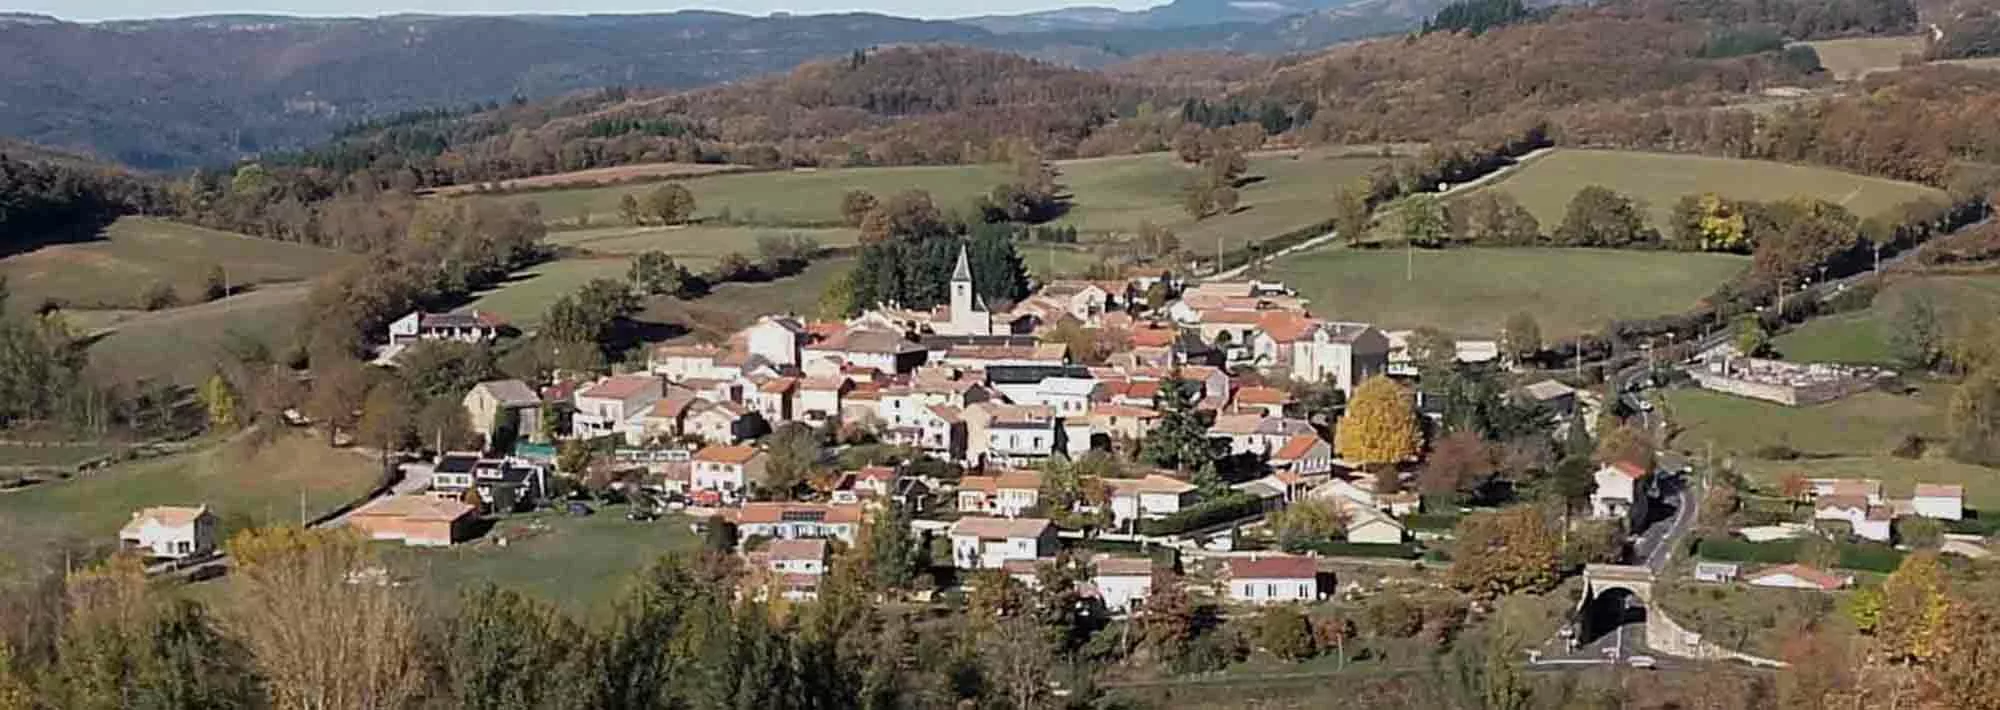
[1500,311,1541,363]
[762,422,823,499]
[1404,326,1458,376]
[1875,550,1950,663]
[305,356,370,444]
[1333,179,1372,244]
[355,380,415,453]
[619,193,642,225]
[628,251,689,297]
[839,190,879,228]
[863,500,919,592]
[1949,367,2000,466]
[442,585,593,710]
[141,281,179,311]
[1335,376,1421,468]
[1732,314,1771,357]
[199,373,240,431]
[202,264,229,301]
[642,184,696,225]
[1447,506,1561,597]
[1269,498,1347,552]
[1593,421,1654,470]
[1256,606,1317,661]
[1888,293,1942,370]
[1419,430,1498,502]
[1141,370,1220,475]
[1395,194,1449,247]
[395,340,499,400]
[416,396,477,453]
[1555,186,1652,247]
[1136,220,1180,259]
[1672,193,1752,252]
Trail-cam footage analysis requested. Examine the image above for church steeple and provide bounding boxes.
[952,244,972,283]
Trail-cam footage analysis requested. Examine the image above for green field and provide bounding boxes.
[1455,149,1946,233]
[387,504,699,615]
[470,148,1399,259]
[1262,247,1748,337]
[1775,275,2000,366]
[83,283,313,385]
[0,217,355,312]
[1665,383,1951,458]
[0,432,381,578]
[640,256,855,341]
[1801,37,1924,81]
[1734,456,2000,511]
[466,258,632,327]
[548,224,862,266]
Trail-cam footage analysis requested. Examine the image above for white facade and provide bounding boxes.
[118,506,218,560]
[1093,570,1153,612]
[949,518,1057,569]
[1288,323,1390,394]
[1913,485,1965,520]
[1230,576,1316,604]
[571,375,665,441]
[744,316,804,367]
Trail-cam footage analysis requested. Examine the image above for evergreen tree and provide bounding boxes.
[1141,370,1219,476]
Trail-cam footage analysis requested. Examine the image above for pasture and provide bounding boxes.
[386,504,700,615]
[1664,382,1951,458]
[0,432,382,578]
[465,258,633,327]
[83,283,315,386]
[426,161,749,196]
[0,217,353,312]
[1774,274,2000,366]
[1735,456,2000,512]
[547,224,862,265]
[639,256,855,342]
[1454,149,1946,233]
[1261,247,1748,337]
[1801,37,1924,81]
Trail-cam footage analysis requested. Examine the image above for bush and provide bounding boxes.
[1889,433,1927,459]
[1138,494,1265,536]
[1403,513,1461,531]
[140,281,180,311]
[1836,542,1905,573]
[1944,513,2000,536]
[1751,444,1802,460]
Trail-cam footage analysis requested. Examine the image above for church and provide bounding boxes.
[860,246,1035,337]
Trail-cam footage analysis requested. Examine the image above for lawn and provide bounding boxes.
[465,258,633,327]
[386,504,700,616]
[1664,382,1951,458]
[1260,247,1748,337]
[1800,36,1924,81]
[470,148,1400,256]
[1452,149,1946,233]
[547,224,862,267]
[0,432,382,580]
[1735,455,2000,512]
[0,217,355,312]
[1774,274,2000,366]
[82,283,314,386]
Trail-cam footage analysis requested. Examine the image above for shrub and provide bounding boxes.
[1138,494,1265,536]
[1889,433,1927,459]
[140,281,180,311]
[1403,513,1462,531]
[1751,444,1802,460]
[1835,542,1904,573]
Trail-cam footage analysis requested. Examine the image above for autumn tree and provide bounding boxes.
[1874,551,1951,663]
[642,184,696,225]
[628,251,691,297]
[1395,194,1450,247]
[1457,192,1540,245]
[441,585,594,710]
[1269,498,1347,552]
[839,189,879,228]
[1447,506,1561,597]
[1256,605,1317,661]
[1555,186,1653,247]
[1948,367,2000,466]
[1335,375,1421,468]
[1135,220,1180,259]
[355,380,415,454]
[1332,179,1373,244]
[1733,313,1771,357]
[618,193,642,225]
[199,373,240,431]
[1500,311,1541,363]
[1671,193,1752,252]
[1593,421,1654,470]
[1888,293,1942,371]
[304,356,370,444]
[761,422,824,499]
[1420,430,1498,502]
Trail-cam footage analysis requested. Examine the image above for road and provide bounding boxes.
[1206,146,1555,282]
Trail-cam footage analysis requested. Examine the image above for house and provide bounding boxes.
[1211,414,1315,457]
[1340,500,1406,545]
[750,377,798,424]
[882,403,967,461]
[1249,311,1320,371]
[572,374,665,442]
[428,453,548,512]
[1036,281,1115,322]
[763,539,829,601]
[1088,404,1163,443]
[1102,474,1198,527]
[855,466,900,499]
[1809,478,1884,506]
[1746,564,1851,591]
[1813,495,1894,542]
[1231,386,1292,417]
[1288,322,1390,395]
[797,376,850,424]
[963,403,1062,467]
[1912,483,1965,520]
[941,342,1069,369]
[744,315,807,367]
[731,503,865,545]
[1386,331,1501,376]
[957,470,1044,517]
[118,506,218,560]
[1589,460,1652,529]
[387,309,504,345]
[1694,562,1740,584]
[804,328,929,374]
[1270,435,1333,477]
[1518,380,1578,415]
[685,400,765,444]
[650,343,736,382]
[949,517,1058,569]
[692,445,768,500]
[1091,557,1155,612]
[986,365,1096,416]
[346,495,478,547]
[1226,555,1320,604]
[463,379,543,446]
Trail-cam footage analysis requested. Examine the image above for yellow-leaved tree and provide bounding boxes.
[1876,550,1952,663]
[1335,375,1421,468]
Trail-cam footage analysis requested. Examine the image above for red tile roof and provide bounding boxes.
[1256,311,1320,343]
[1234,386,1292,407]
[578,374,660,401]
[1227,555,1318,580]
[766,538,828,561]
[1914,483,1964,498]
[694,445,761,465]
[1608,460,1648,479]
[950,516,1054,539]
[1274,434,1326,461]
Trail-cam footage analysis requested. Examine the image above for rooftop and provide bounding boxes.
[351,495,475,522]
[578,374,661,401]
[1227,555,1317,580]
[766,538,828,561]
[694,445,762,465]
[471,379,540,406]
[733,502,865,524]
[950,516,1055,539]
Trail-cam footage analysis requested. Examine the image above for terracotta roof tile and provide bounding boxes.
[694,445,761,465]
[1227,555,1317,580]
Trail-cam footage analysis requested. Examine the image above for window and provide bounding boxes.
[1299,584,1310,597]
[1265,584,1275,598]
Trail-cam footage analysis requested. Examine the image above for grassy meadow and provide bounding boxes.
[0,217,354,312]
[547,224,862,265]
[83,283,314,386]
[1801,37,1924,81]
[1734,455,2000,512]
[1453,149,1946,233]
[1664,382,1951,458]
[1774,275,2000,366]
[465,258,633,327]
[386,504,700,616]
[638,256,855,342]
[1261,247,1748,337]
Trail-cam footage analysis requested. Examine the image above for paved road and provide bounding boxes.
[1206,146,1556,282]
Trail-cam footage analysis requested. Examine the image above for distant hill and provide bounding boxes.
[0,8,1432,171]
[963,0,1393,32]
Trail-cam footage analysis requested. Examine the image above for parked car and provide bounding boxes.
[566,502,595,517]
[1627,655,1658,669]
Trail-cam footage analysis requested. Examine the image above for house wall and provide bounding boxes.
[1095,575,1152,612]
[1231,577,1316,604]
[1913,497,1964,520]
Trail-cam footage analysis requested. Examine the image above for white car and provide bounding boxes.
[1627,655,1658,669]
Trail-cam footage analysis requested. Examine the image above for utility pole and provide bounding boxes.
[1405,238,1414,282]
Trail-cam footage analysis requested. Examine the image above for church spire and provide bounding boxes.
[952,244,972,282]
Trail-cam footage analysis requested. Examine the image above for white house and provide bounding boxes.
[650,343,735,382]
[1103,474,1198,527]
[118,506,219,560]
[957,470,1043,517]
[964,403,1062,467]
[803,328,928,374]
[1912,483,1965,520]
[387,310,504,345]
[744,316,806,367]
[1808,478,1884,506]
[572,374,664,442]
[764,538,828,601]
[1340,500,1406,545]
[1226,556,1319,604]
[1813,495,1893,542]
[1746,564,1851,591]
[949,517,1058,569]
[797,376,850,424]
[692,445,767,500]
[1289,322,1390,395]
[730,503,864,545]
[1091,556,1155,613]
[1270,434,1333,477]
[1589,460,1651,529]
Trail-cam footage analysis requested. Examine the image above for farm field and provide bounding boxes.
[1664,382,1951,458]
[0,432,381,578]
[1261,247,1747,337]
[386,504,700,615]
[1736,456,2000,511]
[1774,275,2000,366]
[465,258,632,327]
[547,224,862,264]
[470,147,1400,256]
[0,217,354,312]
[1801,36,1923,81]
[1453,149,1946,233]
[425,161,750,196]
[83,283,313,386]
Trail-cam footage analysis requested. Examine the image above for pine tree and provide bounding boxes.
[1141,370,1218,475]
